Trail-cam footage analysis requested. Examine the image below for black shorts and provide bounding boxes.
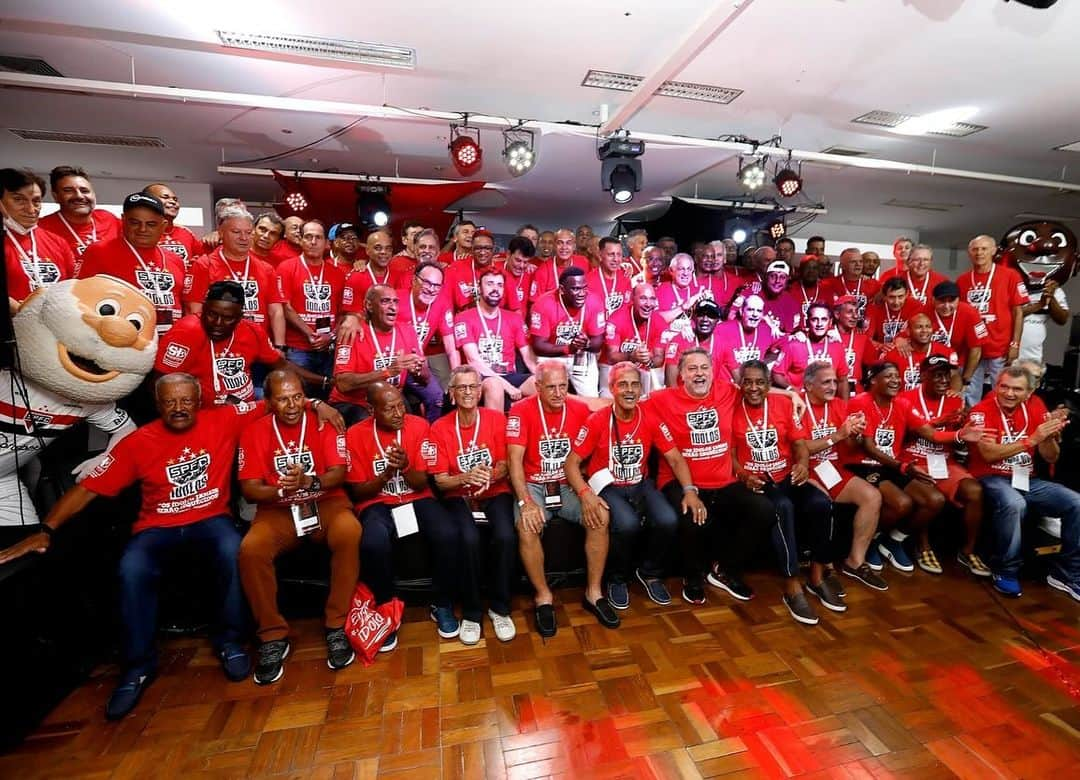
[845,462,910,489]
[500,371,532,388]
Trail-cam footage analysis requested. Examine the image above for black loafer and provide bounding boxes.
[535,603,557,638]
[582,597,620,629]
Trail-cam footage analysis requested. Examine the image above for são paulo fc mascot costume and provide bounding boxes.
[1,276,158,525]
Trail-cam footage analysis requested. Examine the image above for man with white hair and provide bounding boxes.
[186,204,286,346]
[881,243,947,306]
[713,293,783,382]
[656,253,705,329]
[957,234,1029,405]
[438,220,476,265]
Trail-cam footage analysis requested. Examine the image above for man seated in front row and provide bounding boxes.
[967,366,1079,600]
[238,370,361,685]
[507,361,612,637]
[565,362,704,611]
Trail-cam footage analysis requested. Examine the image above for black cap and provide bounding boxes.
[922,353,956,373]
[123,192,165,215]
[692,300,722,318]
[864,360,898,383]
[932,280,961,300]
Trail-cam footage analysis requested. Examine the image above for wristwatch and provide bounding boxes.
[37,523,54,538]
[308,476,322,493]
[276,486,286,499]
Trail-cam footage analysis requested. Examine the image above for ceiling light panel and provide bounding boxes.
[851,110,987,137]
[8,128,167,148]
[216,31,416,69]
[582,69,742,104]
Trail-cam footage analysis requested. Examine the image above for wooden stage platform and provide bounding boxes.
[2,566,1079,779]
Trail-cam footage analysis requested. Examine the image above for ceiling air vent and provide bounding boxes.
[582,69,742,104]
[820,146,869,157]
[883,198,963,213]
[852,110,987,137]
[216,31,415,69]
[8,128,167,148]
[0,55,62,77]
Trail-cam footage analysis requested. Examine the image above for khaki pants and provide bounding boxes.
[238,495,361,642]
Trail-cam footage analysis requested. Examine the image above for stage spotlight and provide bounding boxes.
[356,182,391,229]
[732,227,748,244]
[774,166,803,198]
[503,129,536,176]
[285,190,308,213]
[737,157,766,191]
[599,135,644,204]
[449,125,483,176]
[769,219,786,239]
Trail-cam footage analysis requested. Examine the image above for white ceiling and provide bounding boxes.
[2,0,1079,246]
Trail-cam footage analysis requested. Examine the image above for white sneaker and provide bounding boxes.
[459,619,482,645]
[488,609,517,642]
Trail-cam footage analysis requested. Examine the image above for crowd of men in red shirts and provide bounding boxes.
[1,164,1076,722]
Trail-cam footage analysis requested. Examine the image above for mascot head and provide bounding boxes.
[997,220,1078,291]
[13,276,158,404]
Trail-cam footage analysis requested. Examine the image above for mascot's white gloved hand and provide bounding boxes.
[827,327,842,343]
[72,452,108,483]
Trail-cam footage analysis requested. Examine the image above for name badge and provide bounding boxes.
[588,467,615,496]
[391,502,419,537]
[290,500,321,537]
[926,453,948,480]
[1011,465,1030,492]
[814,460,842,489]
[543,481,562,509]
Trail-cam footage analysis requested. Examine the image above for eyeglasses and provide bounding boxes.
[418,278,443,290]
[451,383,480,393]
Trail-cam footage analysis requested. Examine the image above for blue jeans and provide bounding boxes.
[405,373,445,423]
[964,356,1006,406]
[980,475,1080,581]
[287,347,333,398]
[761,478,834,577]
[601,479,678,581]
[118,513,245,676]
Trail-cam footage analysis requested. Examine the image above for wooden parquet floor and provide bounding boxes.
[3,567,1080,779]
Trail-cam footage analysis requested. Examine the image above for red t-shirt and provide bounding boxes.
[388,253,417,281]
[186,249,285,332]
[586,268,632,317]
[81,405,256,533]
[788,283,827,330]
[966,394,1049,479]
[865,297,923,344]
[38,209,121,268]
[761,293,803,335]
[341,265,400,315]
[845,393,912,465]
[77,237,187,333]
[835,329,875,387]
[899,387,965,467]
[957,265,1029,358]
[506,395,592,484]
[4,228,75,301]
[602,308,666,365]
[571,406,675,486]
[158,224,203,268]
[397,290,455,356]
[155,315,281,405]
[695,271,740,307]
[528,290,606,348]
[529,257,590,302]
[663,331,726,378]
[772,336,850,389]
[731,394,806,482]
[880,269,950,306]
[799,395,852,464]
[429,408,510,499]
[437,250,472,266]
[496,263,533,313]
[656,281,701,321]
[276,256,348,349]
[454,306,527,373]
[821,275,880,316]
[883,342,958,392]
[237,410,347,504]
[267,240,302,268]
[643,382,739,489]
[345,414,436,512]
[330,321,422,406]
[712,321,782,381]
[922,301,988,363]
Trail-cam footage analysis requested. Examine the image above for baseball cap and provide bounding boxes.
[799,254,820,266]
[766,260,790,275]
[328,222,359,241]
[922,353,956,373]
[692,300,722,318]
[833,294,859,307]
[933,280,961,300]
[122,192,165,215]
[864,361,898,383]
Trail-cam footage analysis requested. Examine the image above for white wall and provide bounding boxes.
[40,178,213,230]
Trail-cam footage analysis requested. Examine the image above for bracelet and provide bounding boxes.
[1009,341,1020,348]
[577,485,593,498]
[954,429,962,444]
[682,484,699,494]
[310,398,322,410]
[274,344,287,352]
[38,523,54,538]
[322,376,331,390]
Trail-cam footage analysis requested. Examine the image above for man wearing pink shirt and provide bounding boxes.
[601,282,667,396]
[713,294,783,382]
